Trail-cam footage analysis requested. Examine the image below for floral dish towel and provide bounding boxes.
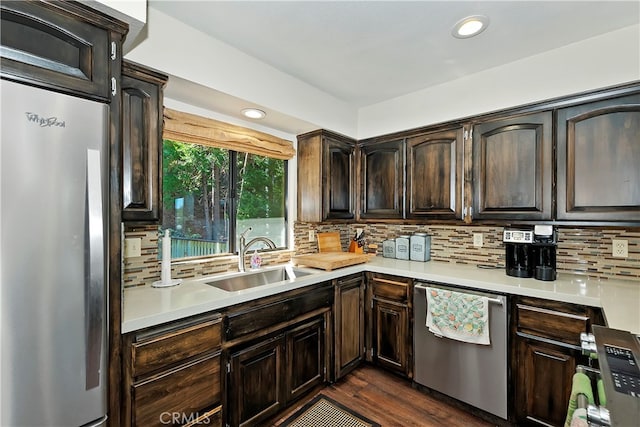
[426,287,490,345]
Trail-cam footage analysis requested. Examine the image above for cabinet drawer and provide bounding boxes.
[132,316,222,377]
[337,273,363,287]
[184,405,221,427]
[132,353,221,427]
[516,303,589,346]
[370,274,410,302]
[225,284,332,341]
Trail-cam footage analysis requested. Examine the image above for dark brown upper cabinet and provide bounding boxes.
[0,1,126,101]
[359,138,405,219]
[406,127,464,220]
[556,93,640,222]
[297,130,355,222]
[121,61,168,223]
[470,111,553,221]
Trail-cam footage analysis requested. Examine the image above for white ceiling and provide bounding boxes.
[149,1,638,106]
[145,0,640,135]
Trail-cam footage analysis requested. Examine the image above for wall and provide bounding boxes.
[125,6,357,137]
[90,0,147,52]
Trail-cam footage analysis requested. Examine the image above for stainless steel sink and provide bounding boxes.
[205,265,316,292]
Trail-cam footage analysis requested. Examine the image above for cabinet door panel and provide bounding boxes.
[335,275,364,379]
[360,139,404,218]
[121,69,162,222]
[296,133,323,221]
[324,137,355,219]
[0,1,113,100]
[286,318,325,401]
[407,128,463,219]
[472,112,552,220]
[373,299,408,374]
[557,94,640,221]
[229,336,285,427]
[297,130,355,222]
[515,339,577,427]
[339,286,361,364]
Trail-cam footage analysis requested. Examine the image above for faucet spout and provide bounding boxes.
[238,232,277,272]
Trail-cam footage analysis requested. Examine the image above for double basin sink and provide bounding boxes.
[205,265,318,292]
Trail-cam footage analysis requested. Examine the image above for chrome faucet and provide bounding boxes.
[238,227,276,272]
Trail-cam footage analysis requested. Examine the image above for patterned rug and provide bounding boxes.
[280,394,380,427]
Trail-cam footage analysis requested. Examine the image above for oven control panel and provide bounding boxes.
[604,344,640,397]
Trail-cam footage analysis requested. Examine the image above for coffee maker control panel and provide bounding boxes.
[503,229,534,243]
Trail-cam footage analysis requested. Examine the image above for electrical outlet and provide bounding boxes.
[473,233,483,248]
[612,239,628,258]
[308,230,315,242]
[124,238,142,258]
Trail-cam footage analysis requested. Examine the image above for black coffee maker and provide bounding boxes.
[503,227,534,278]
[532,225,557,281]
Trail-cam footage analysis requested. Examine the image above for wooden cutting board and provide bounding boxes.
[316,232,342,252]
[292,252,373,271]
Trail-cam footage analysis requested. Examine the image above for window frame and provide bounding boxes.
[161,139,289,259]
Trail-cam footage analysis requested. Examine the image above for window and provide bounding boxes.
[161,139,287,259]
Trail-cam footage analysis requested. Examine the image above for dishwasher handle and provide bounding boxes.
[414,283,505,306]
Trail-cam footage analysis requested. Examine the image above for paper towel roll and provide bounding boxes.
[161,229,171,284]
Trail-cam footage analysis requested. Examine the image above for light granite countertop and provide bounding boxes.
[123,256,640,335]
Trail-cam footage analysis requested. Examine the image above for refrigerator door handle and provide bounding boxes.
[85,149,105,390]
[81,415,108,427]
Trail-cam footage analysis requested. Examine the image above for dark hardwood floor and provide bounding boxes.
[270,364,496,427]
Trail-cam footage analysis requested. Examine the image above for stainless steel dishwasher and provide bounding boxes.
[413,283,508,419]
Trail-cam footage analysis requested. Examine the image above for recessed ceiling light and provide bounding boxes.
[452,15,489,39]
[241,108,266,119]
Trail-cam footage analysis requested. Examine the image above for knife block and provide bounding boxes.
[348,240,364,254]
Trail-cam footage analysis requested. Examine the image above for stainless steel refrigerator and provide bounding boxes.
[1,79,109,426]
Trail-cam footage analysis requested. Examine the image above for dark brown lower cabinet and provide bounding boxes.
[514,337,578,426]
[372,298,408,375]
[334,274,365,380]
[228,335,285,427]
[511,296,605,426]
[122,314,223,427]
[287,318,326,401]
[132,353,221,427]
[368,273,412,378]
[226,317,326,427]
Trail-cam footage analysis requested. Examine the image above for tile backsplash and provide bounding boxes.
[294,222,640,281]
[123,223,639,288]
[123,226,292,288]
